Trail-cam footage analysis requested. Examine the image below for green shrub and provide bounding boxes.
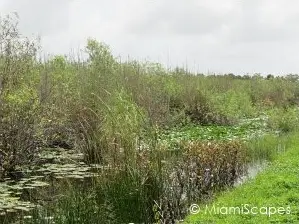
[210,89,256,118]
[267,107,299,133]
[0,92,39,179]
[0,14,40,179]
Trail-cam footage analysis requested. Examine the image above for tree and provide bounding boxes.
[85,38,117,75]
[266,74,274,80]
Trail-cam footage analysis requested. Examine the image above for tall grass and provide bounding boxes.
[244,129,299,163]
[245,134,290,162]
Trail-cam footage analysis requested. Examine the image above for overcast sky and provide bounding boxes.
[1,0,299,75]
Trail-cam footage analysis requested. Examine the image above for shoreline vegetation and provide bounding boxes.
[185,132,299,223]
[0,13,299,223]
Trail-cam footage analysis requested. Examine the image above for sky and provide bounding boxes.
[1,0,299,75]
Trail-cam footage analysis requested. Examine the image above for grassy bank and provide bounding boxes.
[185,133,299,224]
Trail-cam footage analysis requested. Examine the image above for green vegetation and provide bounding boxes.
[244,133,291,162]
[185,133,299,224]
[158,116,269,149]
[0,13,299,223]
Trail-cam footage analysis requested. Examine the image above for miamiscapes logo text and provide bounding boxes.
[189,203,291,217]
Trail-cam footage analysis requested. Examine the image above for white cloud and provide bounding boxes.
[128,0,236,36]
[1,0,72,36]
[1,0,299,75]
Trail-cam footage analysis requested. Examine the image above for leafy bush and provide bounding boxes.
[0,93,39,179]
[267,107,299,133]
[0,13,40,179]
[210,89,256,118]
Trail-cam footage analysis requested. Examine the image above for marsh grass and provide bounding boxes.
[22,185,117,224]
[244,134,291,162]
[247,135,277,161]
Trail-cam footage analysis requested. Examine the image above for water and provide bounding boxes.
[234,161,268,186]
[0,147,100,222]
